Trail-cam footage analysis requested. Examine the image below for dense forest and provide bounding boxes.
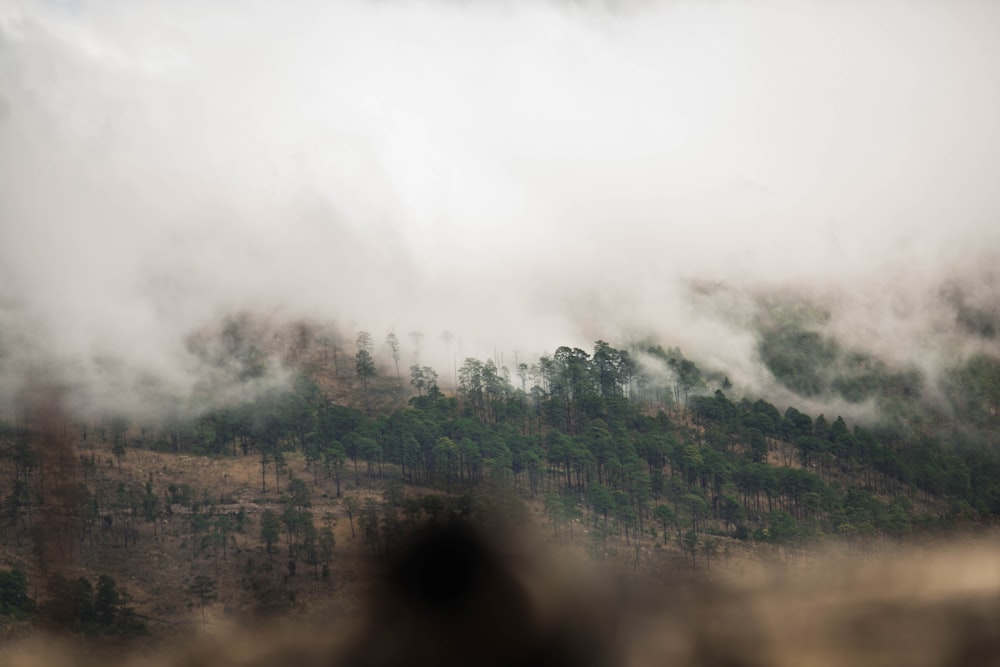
[1,322,999,634]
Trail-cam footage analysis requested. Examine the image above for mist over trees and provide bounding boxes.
[2,0,1000,426]
[1,315,999,648]
[16,330,996,537]
[1,3,1000,655]
[175,328,1000,536]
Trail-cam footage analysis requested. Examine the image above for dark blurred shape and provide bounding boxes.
[337,520,618,667]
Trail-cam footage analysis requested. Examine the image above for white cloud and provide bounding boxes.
[1,0,998,414]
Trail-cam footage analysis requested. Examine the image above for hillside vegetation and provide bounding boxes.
[1,323,999,639]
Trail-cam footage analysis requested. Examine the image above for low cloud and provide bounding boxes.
[1,0,998,417]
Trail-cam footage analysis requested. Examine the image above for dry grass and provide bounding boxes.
[4,526,1000,666]
[4,411,1000,666]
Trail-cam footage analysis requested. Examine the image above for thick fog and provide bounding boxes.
[1,0,998,417]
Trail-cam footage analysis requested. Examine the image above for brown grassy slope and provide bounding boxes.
[0,415,719,636]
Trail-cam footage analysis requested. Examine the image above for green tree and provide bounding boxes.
[281,504,308,558]
[214,515,233,561]
[259,447,272,493]
[884,498,912,539]
[668,354,703,407]
[318,526,336,580]
[410,365,438,397]
[95,575,120,629]
[142,480,160,525]
[592,340,624,398]
[682,528,699,567]
[343,495,359,539]
[108,415,129,471]
[323,441,347,497]
[357,436,382,483]
[401,496,423,528]
[561,491,583,539]
[287,477,311,511]
[359,501,381,560]
[653,504,675,544]
[702,537,719,571]
[949,353,1000,422]
[584,485,613,530]
[72,577,97,631]
[386,331,402,387]
[0,569,33,619]
[187,575,217,625]
[720,493,745,533]
[272,448,288,494]
[356,331,376,415]
[544,492,565,539]
[260,509,280,561]
[433,437,460,492]
[302,519,320,580]
[767,510,799,544]
[683,493,709,533]
[190,513,211,558]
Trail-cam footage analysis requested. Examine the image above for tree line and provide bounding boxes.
[2,337,998,599]
[79,339,996,545]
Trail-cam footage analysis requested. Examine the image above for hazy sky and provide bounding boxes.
[1,0,998,415]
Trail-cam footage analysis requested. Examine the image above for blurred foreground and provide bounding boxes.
[3,521,1000,667]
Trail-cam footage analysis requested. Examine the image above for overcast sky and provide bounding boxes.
[1,0,998,415]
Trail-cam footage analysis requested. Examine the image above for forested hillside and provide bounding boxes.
[2,324,998,638]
